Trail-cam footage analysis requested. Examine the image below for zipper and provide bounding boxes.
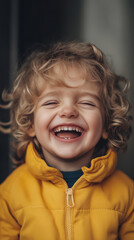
[66,188,74,240]
[66,188,75,207]
[65,177,84,240]
[57,175,84,240]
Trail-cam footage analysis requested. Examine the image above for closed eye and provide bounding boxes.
[45,101,57,105]
[80,102,96,107]
[42,101,59,107]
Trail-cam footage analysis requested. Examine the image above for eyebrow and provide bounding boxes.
[78,91,100,102]
[39,91,59,99]
[39,90,100,103]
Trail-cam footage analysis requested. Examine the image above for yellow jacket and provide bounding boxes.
[0,142,134,240]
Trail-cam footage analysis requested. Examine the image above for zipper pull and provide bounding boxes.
[66,188,75,207]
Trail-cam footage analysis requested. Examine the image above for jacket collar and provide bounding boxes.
[26,142,117,183]
[82,149,117,183]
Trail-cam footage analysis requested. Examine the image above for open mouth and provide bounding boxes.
[53,126,83,140]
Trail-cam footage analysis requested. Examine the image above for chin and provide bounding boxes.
[56,152,82,162]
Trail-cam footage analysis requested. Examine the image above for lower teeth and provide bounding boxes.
[64,137,71,139]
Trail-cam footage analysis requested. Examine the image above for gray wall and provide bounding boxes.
[80,0,134,179]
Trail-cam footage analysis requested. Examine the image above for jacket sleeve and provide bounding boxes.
[119,182,134,240]
[0,197,20,239]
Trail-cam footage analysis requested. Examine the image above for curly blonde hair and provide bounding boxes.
[0,42,132,165]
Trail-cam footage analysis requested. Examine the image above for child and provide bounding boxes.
[0,42,134,240]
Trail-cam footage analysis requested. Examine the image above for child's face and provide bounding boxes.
[30,64,107,170]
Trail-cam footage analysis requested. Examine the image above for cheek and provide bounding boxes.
[34,110,53,133]
[34,112,46,132]
[88,112,103,132]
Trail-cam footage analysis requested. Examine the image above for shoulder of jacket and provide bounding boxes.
[111,170,134,187]
[105,169,134,191]
[0,164,30,199]
[103,170,134,207]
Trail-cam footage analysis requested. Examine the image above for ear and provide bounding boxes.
[102,131,108,140]
[27,125,36,137]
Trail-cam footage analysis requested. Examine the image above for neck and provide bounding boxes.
[42,149,93,171]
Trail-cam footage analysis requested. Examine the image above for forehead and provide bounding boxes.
[53,63,86,87]
[34,61,101,98]
[37,64,101,101]
[47,61,100,87]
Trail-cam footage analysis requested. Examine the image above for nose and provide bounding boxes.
[59,104,79,119]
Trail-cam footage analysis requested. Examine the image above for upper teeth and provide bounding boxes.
[54,126,82,133]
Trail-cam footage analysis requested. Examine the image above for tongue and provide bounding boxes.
[56,131,79,139]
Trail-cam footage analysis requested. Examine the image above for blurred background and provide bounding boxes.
[0,0,134,183]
